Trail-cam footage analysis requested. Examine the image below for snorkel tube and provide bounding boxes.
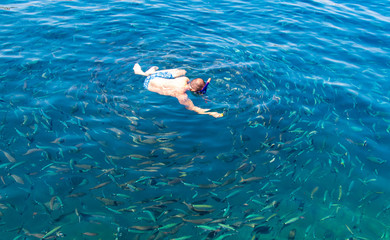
[197,78,211,94]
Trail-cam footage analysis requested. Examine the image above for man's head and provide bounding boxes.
[189,78,205,92]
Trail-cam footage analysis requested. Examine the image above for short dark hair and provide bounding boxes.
[190,78,205,92]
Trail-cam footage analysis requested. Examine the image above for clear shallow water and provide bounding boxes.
[1,0,390,239]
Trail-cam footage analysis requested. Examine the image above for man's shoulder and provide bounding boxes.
[175,76,189,81]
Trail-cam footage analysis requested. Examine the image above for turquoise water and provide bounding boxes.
[1,0,389,239]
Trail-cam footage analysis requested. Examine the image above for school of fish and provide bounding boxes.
[0,51,389,240]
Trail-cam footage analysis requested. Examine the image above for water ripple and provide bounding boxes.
[0,0,390,239]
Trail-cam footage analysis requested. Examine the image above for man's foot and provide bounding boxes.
[133,63,145,75]
[144,66,159,76]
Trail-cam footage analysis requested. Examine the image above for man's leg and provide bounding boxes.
[134,63,159,76]
[156,69,186,78]
[144,66,159,75]
[133,63,146,76]
[134,63,186,78]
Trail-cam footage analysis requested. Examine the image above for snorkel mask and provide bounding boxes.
[196,78,211,95]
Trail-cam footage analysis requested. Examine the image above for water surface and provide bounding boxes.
[0,0,389,239]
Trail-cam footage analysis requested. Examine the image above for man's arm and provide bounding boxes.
[176,94,223,118]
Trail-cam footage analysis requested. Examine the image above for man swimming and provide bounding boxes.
[134,63,223,118]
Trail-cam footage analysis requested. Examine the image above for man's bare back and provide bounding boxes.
[134,63,223,118]
[148,77,188,96]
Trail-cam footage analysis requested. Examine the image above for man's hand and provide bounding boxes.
[208,112,224,118]
[177,94,223,118]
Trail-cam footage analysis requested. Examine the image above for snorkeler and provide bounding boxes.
[133,63,223,118]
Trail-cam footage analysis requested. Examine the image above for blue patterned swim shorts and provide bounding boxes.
[144,72,174,89]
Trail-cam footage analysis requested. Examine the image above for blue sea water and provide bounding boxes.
[0,0,390,239]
